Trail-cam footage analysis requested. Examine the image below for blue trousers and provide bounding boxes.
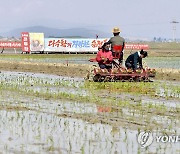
[99,64,112,69]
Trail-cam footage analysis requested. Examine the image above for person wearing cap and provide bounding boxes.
[107,27,125,64]
[125,49,148,70]
[96,42,113,69]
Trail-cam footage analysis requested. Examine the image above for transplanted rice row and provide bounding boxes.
[0,70,179,153]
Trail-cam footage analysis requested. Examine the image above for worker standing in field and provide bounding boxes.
[125,49,148,70]
[107,27,125,65]
[1,47,4,53]
[96,42,113,69]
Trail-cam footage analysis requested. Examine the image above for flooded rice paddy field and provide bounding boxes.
[0,54,180,69]
[0,71,179,153]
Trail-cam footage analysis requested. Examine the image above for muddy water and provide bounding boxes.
[0,71,179,153]
[0,108,178,153]
[0,55,179,69]
[0,110,137,153]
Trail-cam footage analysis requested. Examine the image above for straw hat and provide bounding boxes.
[112,27,121,33]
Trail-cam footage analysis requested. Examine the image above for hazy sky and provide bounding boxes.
[0,0,179,39]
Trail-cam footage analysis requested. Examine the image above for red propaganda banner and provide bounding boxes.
[21,32,30,52]
[125,44,149,50]
[0,42,21,48]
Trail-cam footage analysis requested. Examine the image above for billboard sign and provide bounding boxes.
[44,38,149,52]
[21,33,149,52]
[0,42,21,48]
[21,32,30,52]
[125,44,149,50]
[29,33,45,51]
[44,38,108,52]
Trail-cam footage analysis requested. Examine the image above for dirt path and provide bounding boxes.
[0,60,91,78]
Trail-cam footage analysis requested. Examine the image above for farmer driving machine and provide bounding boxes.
[89,45,156,82]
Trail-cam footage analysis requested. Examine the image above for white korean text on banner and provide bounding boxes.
[21,32,30,52]
[0,42,21,48]
[125,44,149,50]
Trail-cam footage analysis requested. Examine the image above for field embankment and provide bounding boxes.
[0,54,179,81]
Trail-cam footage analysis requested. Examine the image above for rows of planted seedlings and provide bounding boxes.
[84,80,180,100]
[0,72,179,144]
[0,85,179,139]
[0,72,89,100]
[1,71,179,108]
[0,72,179,127]
[0,108,179,154]
[155,84,180,99]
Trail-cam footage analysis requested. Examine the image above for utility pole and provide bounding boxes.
[170,20,179,41]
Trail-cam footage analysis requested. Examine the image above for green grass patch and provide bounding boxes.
[84,81,156,95]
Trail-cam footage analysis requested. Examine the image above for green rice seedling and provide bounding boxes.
[81,146,85,154]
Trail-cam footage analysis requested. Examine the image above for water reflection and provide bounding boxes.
[0,109,179,154]
[0,71,179,153]
[0,110,137,153]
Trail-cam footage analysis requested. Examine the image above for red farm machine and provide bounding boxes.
[88,46,156,82]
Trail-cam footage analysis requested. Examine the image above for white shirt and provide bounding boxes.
[138,51,141,57]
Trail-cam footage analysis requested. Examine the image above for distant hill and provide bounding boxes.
[0,26,110,38]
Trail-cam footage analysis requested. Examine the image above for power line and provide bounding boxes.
[170,20,179,41]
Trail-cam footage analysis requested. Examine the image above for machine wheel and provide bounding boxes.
[143,78,150,82]
[128,78,134,82]
[134,77,141,82]
[93,74,102,82]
